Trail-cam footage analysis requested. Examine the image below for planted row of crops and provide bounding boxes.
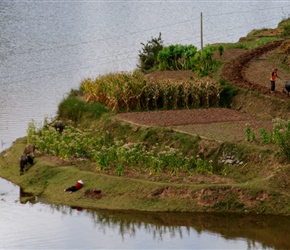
[27,120,214,176]
[81,70,221,111]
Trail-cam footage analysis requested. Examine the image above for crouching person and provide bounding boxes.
[64,180,84,193]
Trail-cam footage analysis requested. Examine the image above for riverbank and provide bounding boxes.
[1,21,290,215]
[0,108,290,215]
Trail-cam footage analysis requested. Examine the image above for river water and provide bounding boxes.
[1,0,290,248]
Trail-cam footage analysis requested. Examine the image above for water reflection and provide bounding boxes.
[19,187,37,204]
[0,177,289,248]
[38,200,290,250]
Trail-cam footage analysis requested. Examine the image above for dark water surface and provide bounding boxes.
[1,178,290,249]
[1,1,290,248]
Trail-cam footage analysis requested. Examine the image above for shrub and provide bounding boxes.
[137,33,164,73]
[157,44,198,71]
[218,79,240,107]
[217,44,224,58]
[192,44,217,77]
[57,95,107,122]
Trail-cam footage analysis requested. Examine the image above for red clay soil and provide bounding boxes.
[116,108,251,127]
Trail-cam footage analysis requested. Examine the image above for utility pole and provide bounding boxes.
[200,12,203,52]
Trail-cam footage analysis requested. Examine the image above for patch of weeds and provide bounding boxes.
[147,198,159,207]
[213,197,244,211]
[258,201,267,214]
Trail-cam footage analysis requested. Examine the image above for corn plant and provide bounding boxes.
[245,124,256,142]
[271,119,290,159]
[246,119,290,160]
[259,128,272,144]
[81,71,221,111]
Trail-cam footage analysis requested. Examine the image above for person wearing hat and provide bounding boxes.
[270,68,281,93]
[64,180,84,193]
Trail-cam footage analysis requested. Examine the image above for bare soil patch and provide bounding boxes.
[116,108,275,143]
[116,108,251,127]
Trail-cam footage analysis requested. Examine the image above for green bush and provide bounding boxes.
[218,79,240,107]
[193,45,216,77]
[137,33,164,73]
[217,44,224,58]
[157,44,217,77]
[57,96,107,122]
[157,44,198,71]
[281,24,290,38]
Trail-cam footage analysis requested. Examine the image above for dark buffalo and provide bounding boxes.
[23,143,36,157]
[54,121,66,134]
[20,154,34,175]
[283,80,290,95]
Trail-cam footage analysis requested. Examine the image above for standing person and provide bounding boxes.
[270,68,280,93]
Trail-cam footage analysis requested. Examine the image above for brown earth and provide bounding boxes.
[116,40,290,142]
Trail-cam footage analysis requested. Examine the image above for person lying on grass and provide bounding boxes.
[64,180,83,193]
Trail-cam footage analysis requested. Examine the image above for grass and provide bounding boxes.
[1,124,289,215]
[0,137,213,212]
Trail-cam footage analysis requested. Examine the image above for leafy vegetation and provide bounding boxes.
[245,119,290,159]
[57,93,108,122]
[157,44,198,70]
[157,44,217,77]
[27,118,218,177]
[137,32,164,73]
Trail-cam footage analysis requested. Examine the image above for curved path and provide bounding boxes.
[220,40,288,100]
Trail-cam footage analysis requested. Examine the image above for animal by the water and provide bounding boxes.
[20,154,34,174]
[54,121,66,134]
[283,80,290,95]
[23,143,36,157]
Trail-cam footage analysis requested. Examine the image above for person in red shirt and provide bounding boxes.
[64,180,84,193]
[270,68,280,93]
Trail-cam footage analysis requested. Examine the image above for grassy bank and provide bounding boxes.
[0,113,290,215]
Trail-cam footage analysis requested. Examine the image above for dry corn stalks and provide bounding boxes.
[81,71,221,111]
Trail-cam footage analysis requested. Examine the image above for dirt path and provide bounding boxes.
[221,40,289,99]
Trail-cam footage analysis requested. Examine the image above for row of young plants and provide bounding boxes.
[27,118,214,176]
[81,70,221,111]
[245,119,290,159]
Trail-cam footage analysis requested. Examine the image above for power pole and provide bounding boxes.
[200,12,203,52]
